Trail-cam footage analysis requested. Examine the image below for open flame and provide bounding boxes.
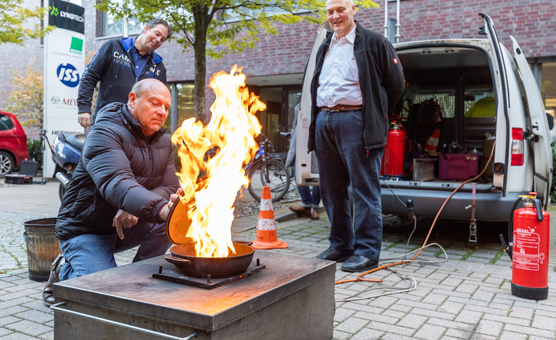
[170,66,265,258]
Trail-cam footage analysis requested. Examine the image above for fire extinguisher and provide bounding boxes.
[380,121,405,177]
[500,192,549,300]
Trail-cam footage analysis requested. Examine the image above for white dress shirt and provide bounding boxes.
[316,25,362,108]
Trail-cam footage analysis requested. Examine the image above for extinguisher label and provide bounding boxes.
[513,227,542,271]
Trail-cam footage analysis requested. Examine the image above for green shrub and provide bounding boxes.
[27,138,43,169]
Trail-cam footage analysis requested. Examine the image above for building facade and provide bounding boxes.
[1,0,555,152]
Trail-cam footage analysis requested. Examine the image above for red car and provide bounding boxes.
[0,111,29,175]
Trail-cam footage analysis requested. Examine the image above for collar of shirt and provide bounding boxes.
[132,39,152,77]
[331,24,356,47]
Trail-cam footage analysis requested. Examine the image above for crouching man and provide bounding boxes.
[43,79,180,306]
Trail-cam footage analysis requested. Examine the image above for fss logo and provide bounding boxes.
[57,63,80,88]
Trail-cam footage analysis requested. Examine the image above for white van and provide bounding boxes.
[295,13,552,224]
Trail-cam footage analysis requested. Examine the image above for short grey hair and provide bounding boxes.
[147,18,172,39]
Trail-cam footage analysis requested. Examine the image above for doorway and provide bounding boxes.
[258,87,301,153]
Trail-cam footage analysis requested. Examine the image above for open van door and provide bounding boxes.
[510,36,553,208]
[295,22,332,186]
[479,13,511,197]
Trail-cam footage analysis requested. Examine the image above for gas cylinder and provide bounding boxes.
[508,192,550,300]
[381,121,405,177]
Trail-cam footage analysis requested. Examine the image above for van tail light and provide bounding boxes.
[511,128,524,166]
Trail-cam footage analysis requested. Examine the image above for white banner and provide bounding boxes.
[43,0,85,177]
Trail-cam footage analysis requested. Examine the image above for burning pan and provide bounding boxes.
[165,242,255,278]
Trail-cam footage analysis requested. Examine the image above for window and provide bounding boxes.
[0,114,14,131]
[222,1,311,23]
[165,83,195,132]
[541,62,556,117]
[100,0,143,37]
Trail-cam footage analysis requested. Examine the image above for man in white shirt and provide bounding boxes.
[307,0,405,272]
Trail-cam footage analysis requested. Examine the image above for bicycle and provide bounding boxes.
[245,134,290,202]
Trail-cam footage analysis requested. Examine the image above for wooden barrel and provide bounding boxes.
[24,218,61,282]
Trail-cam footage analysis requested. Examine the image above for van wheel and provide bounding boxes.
[0,151,15,175]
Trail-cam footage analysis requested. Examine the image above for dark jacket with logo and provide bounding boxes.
[308,24,405,151]
[77,37,167,119]
[55,102,179,240]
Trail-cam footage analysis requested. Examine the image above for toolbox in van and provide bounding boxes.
[438,154,479,181]
[4,160,38,185]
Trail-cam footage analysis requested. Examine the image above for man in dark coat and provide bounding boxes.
[43,79,180,306]
[77,18,172,128]
[308,0,405,272]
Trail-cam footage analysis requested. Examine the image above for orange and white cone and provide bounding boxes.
[424,128,441,153]
[252,186,288,249]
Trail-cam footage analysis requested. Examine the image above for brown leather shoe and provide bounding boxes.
[310,208,319,220]
[289,206,311,217]
[43,254,65,307]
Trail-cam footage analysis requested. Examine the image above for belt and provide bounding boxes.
[319,105,363,113]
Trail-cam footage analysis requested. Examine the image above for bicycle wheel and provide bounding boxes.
[248,160,290,202]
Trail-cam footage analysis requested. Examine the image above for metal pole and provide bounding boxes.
[383,0,388,38]
[123,15,129,37]
[395,0,401,42]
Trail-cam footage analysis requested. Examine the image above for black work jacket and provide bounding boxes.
[308,24,405,151]
[55,102,179,240]
[77,37,167,119]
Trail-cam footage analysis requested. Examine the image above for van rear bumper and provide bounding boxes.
[381,187,524,222]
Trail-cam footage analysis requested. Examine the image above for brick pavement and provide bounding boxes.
[1,181,556,339]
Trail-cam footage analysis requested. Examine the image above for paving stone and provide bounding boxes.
[13,310,52,324]
[353,311,397,324]
[332,329,350,340]
[499,331,528,340]
[476,319,503,337]
[0,332,40,340]
[412,323,446,340]
[504,323,556,339]
[350,327,384,340]
[532,314,556,331]
[367,321,415,337]
[454,310,483,324]
[398,313,427,329]
[5,320,51,337]
[0,318,19,328]
[334,317,368,334]
[421,292,447,305]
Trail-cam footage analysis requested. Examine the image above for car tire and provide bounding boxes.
[0,151,15,175]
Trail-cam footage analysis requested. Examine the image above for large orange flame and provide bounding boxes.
[171,66,264,258]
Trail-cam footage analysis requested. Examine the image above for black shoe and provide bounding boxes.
[43,254,65,307]
[341,255,379,272]
[316,248,354,262]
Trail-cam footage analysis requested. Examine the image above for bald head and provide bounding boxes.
[128,79,171,136]
[326,0,357,39]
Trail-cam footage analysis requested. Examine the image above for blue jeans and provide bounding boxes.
[315,109,383,260]
[59,220,170,281]
[294,162,321,208]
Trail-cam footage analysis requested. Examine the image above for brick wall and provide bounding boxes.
[2,0,556,115]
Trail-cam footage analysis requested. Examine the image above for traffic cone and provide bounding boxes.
[424,128,441,153]
[252,186,288,249]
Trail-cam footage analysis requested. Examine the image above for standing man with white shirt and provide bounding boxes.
[307,0,405,272]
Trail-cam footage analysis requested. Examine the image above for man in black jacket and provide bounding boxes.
[77,18,172,128]
[43,79,180,306]
[308,0,405,272]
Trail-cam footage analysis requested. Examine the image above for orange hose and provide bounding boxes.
[335,142,495,285]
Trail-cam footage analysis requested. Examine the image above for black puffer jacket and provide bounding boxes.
[55,102,179,240]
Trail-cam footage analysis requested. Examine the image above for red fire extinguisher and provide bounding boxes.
[380,121,405,177]
[500,192,549,300]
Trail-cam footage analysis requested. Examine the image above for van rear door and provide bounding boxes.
[510,36,552,207]
[480,13,511,197]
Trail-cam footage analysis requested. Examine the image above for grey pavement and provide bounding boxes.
[1,180,556,339]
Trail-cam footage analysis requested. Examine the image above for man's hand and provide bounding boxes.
[159,189,183,221]
[78,112,92,128]
[112,209,139,240]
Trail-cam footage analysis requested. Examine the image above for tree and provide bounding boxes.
[6,68,44,128]
[0,0,52,45]
[97,0,378,123]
